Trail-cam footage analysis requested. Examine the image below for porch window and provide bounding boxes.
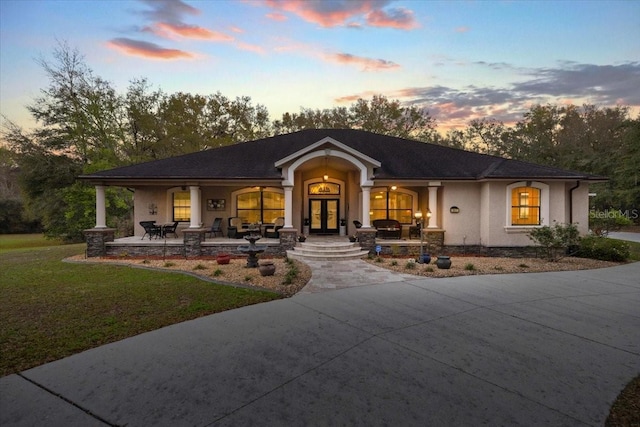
[370,190,413,224]
[172,191,190,222]
[237,189,284,224]
[511,186,540,225]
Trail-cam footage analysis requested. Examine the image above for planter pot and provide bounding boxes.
[298,236,306,242]
[436,256,451,269]
[348,236,357,243]
[216,254,231,265]
[258,262,276,276]
[418,254,431,264]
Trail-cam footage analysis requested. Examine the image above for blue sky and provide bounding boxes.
[1,0,639,133]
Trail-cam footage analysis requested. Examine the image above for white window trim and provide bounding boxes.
[504,181,549,230]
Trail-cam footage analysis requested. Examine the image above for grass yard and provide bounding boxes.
[0,235,281,376]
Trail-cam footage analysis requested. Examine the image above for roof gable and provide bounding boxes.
[274,136,381,169]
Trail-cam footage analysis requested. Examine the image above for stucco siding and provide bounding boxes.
[441,182,481,245]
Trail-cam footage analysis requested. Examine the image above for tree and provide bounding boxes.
[274,95,437,140]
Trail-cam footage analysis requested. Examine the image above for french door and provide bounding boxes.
[309,199,339,234]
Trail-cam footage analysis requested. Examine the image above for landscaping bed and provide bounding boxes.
[364,255,620,277]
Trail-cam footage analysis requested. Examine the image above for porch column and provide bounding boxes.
[189,185,201,228]
[428,185,439,228]
[283,185,293,228]
[361,185,372,228]
[95,185,107,228]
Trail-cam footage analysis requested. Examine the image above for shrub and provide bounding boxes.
[528,222,580,262]
[163,261,175,267]
[405,260,416,269]
[577,236,630,262]
[464,263,475,271]
[589,210,633,236]
[375,256,383,263]
[425,266,434,272]
[518,263,529,268]
[212,269,223,277]
[391,260,398,266]
[193,264,207,270]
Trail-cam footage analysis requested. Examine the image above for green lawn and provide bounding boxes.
[0,235,281,376]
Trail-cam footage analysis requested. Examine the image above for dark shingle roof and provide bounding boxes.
[80,129,603,181]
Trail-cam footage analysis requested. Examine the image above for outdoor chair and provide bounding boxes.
[140,221,162,240]
[207,217,223,238]
[264,217,284,238]
[228,217,245,238]
[162,221,179,238]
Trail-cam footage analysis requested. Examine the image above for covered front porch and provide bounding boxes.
[84,229,447,259]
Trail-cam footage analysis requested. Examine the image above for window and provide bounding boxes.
[308,182,340,195]
[509,185,543,226]
[370,189,414,224]
[173,191,190,222]
[237,189,284,224]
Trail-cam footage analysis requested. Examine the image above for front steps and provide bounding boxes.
[287,241,370,261]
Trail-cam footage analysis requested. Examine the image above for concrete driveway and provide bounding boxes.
[2,262,639,426]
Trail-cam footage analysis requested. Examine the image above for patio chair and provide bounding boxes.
[228,217,242,238]
[140,221,162,240]
[264,217,284,238]
[163,221,179,238]
[207,217,223,238]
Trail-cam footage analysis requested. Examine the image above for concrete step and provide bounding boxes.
[287,241,370,261]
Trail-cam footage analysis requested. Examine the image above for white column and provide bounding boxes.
[189,186,201,228]
[361,185,372,228]
[283,185,293,228]
[95,185,107,228]
[428,186,439,228]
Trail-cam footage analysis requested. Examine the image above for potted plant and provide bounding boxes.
[258,261,276,276]
[417,253,431,264]
[216,253,231,265]
[298,235,307,242]
[436,255,451,269]
[348,234,358,243]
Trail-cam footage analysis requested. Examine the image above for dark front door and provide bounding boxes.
[309,199,339,234]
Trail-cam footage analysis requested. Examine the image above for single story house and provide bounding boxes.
[80,129,603,257]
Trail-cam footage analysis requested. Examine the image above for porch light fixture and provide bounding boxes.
[391,185,397,191]
[148,203,157,215]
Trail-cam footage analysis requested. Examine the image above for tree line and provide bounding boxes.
[2,43,638,240]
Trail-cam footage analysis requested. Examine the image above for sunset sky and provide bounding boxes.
[1,0,639,133]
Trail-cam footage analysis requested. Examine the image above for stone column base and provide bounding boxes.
[423,229,445,253]
[84,228,116,257]
[183,228,206,258]
[356,228,377,254]
[279,228,298,251]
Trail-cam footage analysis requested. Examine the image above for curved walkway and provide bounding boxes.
[2,262,639,426]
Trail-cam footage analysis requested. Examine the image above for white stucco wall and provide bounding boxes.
[440,182,482,245]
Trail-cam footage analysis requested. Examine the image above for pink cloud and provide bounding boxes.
[235,41,266,55]
[150,22,233,41]
[263,0,417,29]
[266,12,288,22]
[366,8,418,30]
[326,53,400,71]
[107,38,194,60]
[455,26,470,33]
